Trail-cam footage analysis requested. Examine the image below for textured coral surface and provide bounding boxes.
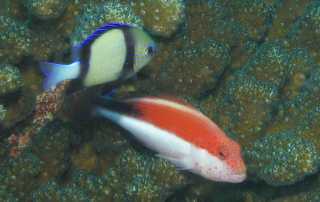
[1,0,320,201]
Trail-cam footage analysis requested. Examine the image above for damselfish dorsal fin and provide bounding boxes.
[81,22,134,47]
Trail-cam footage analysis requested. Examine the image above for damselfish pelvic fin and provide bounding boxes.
[94,96,141,117]
[65,79,83,95]
[101,85,118,98]
[40,61,81,91]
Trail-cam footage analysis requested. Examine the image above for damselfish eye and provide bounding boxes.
[145,45,156,56]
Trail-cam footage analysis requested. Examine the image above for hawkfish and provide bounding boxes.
[93,96,247,182]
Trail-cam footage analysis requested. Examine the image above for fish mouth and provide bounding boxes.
[227,173,247,183]
[220,166,247,183]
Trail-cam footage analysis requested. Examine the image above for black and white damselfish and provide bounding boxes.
[40,22,157,92]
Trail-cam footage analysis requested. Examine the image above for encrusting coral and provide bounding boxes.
[245,132,320,186]
[23,0,70,20]
[2,0,320,201]
[0,64,23,96]
[128,0,186,37]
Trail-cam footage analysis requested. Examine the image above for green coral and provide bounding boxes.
[132,38,230,97]
[228,0,277,41]
[267,0,311,40]
[242,42,290,87]
[24,0,70,19]
[287,1,320,63]
[32,180,89,202]
[0,152,43,200]
[71,1,143,45]
[271,187,320,202]
[0,86,36,129]
[0,16,32,64]
[0,64,23,96]
[69,170,110,201]
[129,0,186,37]
[30,120,74,181]
[200,73,278,147]
[245,132,320,186]
[105,147,188,202]
[283,48,317,100]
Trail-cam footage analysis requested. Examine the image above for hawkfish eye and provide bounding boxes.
[218,151,226,160]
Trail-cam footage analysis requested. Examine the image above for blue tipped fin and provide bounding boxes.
[81,22,133,47]
[40,61,81,91]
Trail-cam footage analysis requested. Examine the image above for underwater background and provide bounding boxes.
[1,0,320,201]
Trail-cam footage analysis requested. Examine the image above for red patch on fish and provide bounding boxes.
[128,96,246,174]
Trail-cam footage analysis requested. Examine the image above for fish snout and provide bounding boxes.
[234,158,247,176]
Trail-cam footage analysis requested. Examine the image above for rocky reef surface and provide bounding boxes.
[1,0,320,201]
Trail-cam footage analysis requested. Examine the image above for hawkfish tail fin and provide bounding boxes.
[40,61,81,91]
[93,96,141,119]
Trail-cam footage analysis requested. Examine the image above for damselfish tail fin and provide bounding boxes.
[40,61,81,91]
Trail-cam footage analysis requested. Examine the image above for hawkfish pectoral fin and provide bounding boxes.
[40,61,81,91]
[156,154,193,171]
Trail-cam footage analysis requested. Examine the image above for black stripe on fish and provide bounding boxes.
[66,37,92,94]
[119,27,135,80]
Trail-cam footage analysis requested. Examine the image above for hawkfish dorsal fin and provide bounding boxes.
[81,22,133,47]
[149,95,196,110]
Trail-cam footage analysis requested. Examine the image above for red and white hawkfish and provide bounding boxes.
[93,96,247,183]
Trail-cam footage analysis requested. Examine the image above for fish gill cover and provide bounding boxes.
[0,0,320,201]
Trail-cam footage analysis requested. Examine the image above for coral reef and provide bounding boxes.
[104,147,188,202]
[0,152,43,200]
[0,16,32,64]
[31,120,74,182]
[286,1,320,64]
[70,1,143,45]
[23,0,70,20]
[147,38,230,97]
[246,132,320,186]
[129,0,186,37]
[1,0,320,201]
[0,64,23,96]
[32,180,90,202]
